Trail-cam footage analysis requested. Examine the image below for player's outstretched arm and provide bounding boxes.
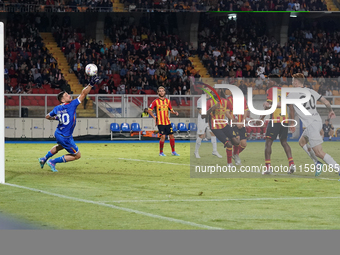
[319,96,336,119]
[45,114,57,120]
[78,76,99,103]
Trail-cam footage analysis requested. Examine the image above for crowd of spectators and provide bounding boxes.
[210,0,328,12]
[52,14,198,101]
[198,15,340,96]
[5,13,340,102]
[4,13,73,95]
[2,0,114,12]
[0,0,330,12]
[127,0,210,12]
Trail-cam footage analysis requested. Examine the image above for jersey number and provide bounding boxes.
[299,95,316,110]
[57,113,70,125]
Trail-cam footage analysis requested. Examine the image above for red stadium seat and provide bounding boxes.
[113,74,121,79]
[13,97,19,105]
[22,99,30,106]
[32,88,39,94]
[47,100,55,106]
[46,88,54,94]
[30,100,39,106]
[10,78,17,86]
[171,100,178,107]
[7,99,15,106]
[38,88,46,94]
[34,96,43,100]
[53,98,60,105]
[42,84,50,90]
[38,99,45,106]
[11,52,17,61]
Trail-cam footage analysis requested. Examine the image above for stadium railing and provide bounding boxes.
[4,94,201,118]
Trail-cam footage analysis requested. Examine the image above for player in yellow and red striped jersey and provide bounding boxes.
[148,86,180,156]
[259,74,295,174]
[206,89,239,166]
[227,96,249,165]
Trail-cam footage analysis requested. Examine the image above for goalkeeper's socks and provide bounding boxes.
[226,147,232,164]
[170,138,175,153]
[43,151,54,162]
[159,141,164,153]
[288,157,294,166]
[50,156,66,164]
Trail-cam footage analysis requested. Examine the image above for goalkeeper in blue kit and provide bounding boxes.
[38,76,99,172]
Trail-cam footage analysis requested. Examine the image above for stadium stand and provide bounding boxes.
[4,13,340,112]
[197,15,340,96]
[0,0,335,12]
[47,15,199,107]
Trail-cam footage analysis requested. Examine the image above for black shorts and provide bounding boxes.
[265,122,288,140]
[158,124,173,136]
[233,126,247,140]
[323,131,330,137]
[211,125,236,145]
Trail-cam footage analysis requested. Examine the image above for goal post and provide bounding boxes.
[0,22,4,184]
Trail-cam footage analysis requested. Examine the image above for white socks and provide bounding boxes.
[211,136,217,152]
[302,144,318,164]
[196,136,218,154]
[195,137,202,153]
[323,154,340,172]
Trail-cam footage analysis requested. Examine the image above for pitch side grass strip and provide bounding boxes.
[3,183,223,230]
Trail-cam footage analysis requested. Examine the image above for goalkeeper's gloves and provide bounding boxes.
[89,76,100,87]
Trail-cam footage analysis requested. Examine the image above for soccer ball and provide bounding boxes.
[85,64,98,76]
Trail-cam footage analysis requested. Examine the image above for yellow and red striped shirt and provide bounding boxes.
[149,98,173,125]
[267,86,288,123]
[227,96,248,122]
[207,98,229,130]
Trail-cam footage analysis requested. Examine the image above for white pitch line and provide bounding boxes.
[319,178,339,181]
[99,196,340,203]
[3,183,221,230]
[118,158,190,166]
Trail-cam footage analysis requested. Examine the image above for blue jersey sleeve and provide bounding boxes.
[49,105,60,117]
[70,98,81,109]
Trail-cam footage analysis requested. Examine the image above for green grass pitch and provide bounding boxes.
[2,141,340,229]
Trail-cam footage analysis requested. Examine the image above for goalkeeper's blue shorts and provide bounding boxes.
[55,131,79,155]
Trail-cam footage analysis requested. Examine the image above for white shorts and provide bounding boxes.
[197,116,210,135]
[302,121,323,148]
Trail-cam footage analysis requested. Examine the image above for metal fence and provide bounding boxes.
[4,94,199,118]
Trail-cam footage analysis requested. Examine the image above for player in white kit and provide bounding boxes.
[194,92,222,159]
[288,73,339,176]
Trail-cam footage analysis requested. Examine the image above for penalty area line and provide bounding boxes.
[3,183,222,230]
